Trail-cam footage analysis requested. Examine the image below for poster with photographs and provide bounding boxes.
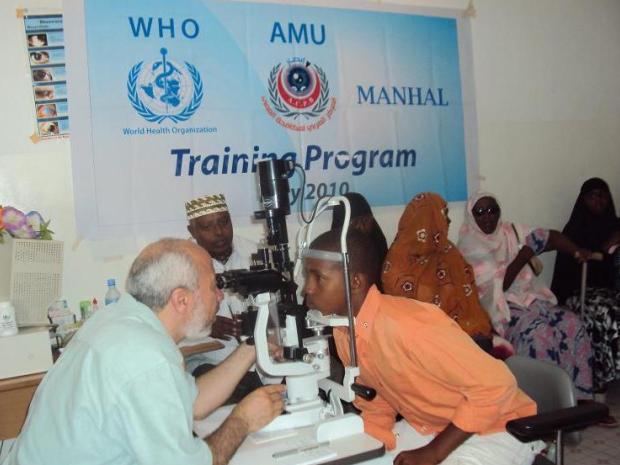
[24,14,69,138]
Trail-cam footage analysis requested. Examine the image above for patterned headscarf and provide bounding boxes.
[382,192,492,337]
[457,192,556,334]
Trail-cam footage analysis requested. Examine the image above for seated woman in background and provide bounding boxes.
[328,191,389,385]
[457,192,595,399]
[382,192,513,358]
[551,177,620,394]
[331,192,389,276]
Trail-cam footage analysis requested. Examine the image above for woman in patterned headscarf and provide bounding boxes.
[457,191,595,400]
[382,193,512,356]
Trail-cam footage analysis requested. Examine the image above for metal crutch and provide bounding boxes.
[579,252,604,313]
[579,252,604,400]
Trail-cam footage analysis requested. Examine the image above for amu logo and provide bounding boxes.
[261,58,336,132]
[127,48,203,123]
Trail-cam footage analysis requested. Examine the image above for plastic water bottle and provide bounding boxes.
[104,279,121,306]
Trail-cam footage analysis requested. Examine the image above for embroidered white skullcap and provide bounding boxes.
[185,194,228,220]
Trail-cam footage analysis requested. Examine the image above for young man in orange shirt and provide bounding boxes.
[303,229,543,465]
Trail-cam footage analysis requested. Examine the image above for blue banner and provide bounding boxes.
[66,0,474,238]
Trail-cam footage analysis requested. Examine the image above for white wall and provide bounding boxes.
[1,0,619,314]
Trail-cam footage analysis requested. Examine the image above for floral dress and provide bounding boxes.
[504,229,593,398]
[458,191,594,399]
[565,288,620,391]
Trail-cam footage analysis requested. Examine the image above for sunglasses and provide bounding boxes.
[472,205,500,217]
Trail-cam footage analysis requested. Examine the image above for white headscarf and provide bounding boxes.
[457,192,556,334]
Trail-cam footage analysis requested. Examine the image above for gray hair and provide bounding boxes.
[126,238,200,311]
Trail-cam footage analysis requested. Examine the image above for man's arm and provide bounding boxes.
[394,423,472,465]
[206,384,286,465]
[333,329,398,448]
[193,343,256,420]
[418,329,524,433]
[356,391,398,449]
[399,318,532,461]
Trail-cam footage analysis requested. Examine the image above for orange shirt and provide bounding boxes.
[333,285,536,450]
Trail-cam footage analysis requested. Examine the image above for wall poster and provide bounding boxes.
[24,13,69,138]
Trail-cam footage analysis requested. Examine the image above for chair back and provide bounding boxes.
[506,355,581,447]
[506,356,576,413]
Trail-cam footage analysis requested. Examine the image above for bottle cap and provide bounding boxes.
[107,278,116,287]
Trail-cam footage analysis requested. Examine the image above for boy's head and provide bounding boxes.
[303,228,382,316]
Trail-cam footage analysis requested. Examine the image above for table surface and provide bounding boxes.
[195,405,395,465]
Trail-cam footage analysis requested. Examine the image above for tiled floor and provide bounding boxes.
[564,380,620,465]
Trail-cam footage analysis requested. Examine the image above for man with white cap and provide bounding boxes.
[184,193,274,401]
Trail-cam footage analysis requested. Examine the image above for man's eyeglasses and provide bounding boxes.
[472,205,500,217]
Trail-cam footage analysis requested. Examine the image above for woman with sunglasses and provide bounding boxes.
[457,192,595,401]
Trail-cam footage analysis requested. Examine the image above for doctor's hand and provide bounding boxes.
[230,384,286,433]
[210,315,243,340]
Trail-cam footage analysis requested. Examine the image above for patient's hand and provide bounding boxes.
[268,342,284,361]
[210,315,242,340]
[394,446,439,465]
[395,423,470,465]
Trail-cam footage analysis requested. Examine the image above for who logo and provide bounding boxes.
[127,48,203,123]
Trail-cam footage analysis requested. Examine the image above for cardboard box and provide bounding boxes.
[0,327,53,379]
